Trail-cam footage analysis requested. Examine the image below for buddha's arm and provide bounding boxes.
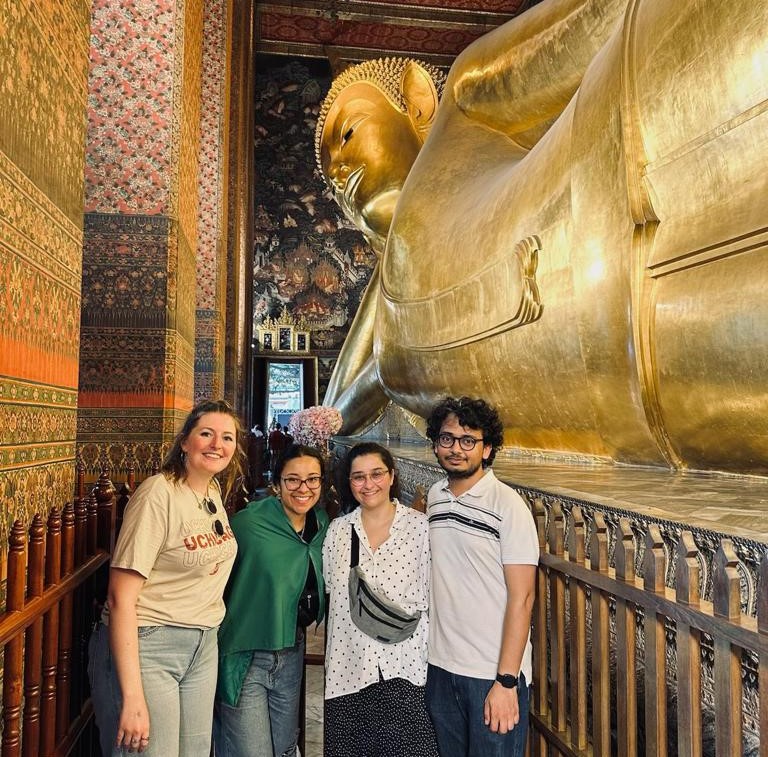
[323,263,380,407]
[452,0,628,143]
[330,355,390,435]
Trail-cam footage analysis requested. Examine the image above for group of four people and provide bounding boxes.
[88,395,539,757]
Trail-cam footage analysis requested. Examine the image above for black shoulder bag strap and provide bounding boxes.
[350,524,360,568]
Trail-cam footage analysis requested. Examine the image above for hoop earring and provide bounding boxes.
[181,451,187,465]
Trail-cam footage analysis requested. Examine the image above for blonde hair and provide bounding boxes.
[315,57,446,176]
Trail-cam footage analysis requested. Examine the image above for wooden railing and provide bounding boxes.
[10,456,766,755]
[0,471,119,757]
[530,498,766,756]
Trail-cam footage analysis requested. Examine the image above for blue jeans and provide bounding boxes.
[88,621,219,757]
[425,664,530,757]
[213,636,305,757]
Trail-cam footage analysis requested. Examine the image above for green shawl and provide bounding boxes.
[217,495,328,706]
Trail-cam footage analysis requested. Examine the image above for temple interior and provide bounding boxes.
[1,0,767,754]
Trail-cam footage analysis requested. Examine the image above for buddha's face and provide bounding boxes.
[320,82,423,248]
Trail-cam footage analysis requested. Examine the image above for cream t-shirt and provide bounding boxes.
[105,474,237,628]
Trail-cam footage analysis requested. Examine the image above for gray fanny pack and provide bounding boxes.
[347,524,421,644]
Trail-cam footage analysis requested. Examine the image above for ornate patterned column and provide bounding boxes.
[223,0,254,420]
[79,0,206,478]
[193,0,233,405]
[0,0,90,542]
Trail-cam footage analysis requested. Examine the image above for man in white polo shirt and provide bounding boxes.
[424,396,539,757]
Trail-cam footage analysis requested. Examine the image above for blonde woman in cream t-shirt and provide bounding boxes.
[88,400,245,756]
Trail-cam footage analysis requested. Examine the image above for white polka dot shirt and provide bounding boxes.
[323,502,431,699]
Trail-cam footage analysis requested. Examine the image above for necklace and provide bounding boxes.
[188,482,225,536]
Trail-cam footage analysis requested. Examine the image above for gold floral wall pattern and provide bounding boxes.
[0,0,90,537]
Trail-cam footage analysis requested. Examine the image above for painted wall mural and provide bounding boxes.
[252,56,377,401]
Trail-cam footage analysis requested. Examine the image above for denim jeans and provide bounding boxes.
[88,621,219,757]
[425,664,530,757]
[213,635,305,757]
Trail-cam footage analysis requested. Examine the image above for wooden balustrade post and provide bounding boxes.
[74,455,86,501]
[95,471,117,554]
[40,509,62,757]
[247,434,266,490]
[675,531,702,757]
[548,502,567,732]
[127,457,136,492]
[73,494,86,576]
[3,522,27,756]
[615,518,637,757]
[643,525,668,756]
[22,516,45,757]
[56,505,76,742]
[568,505,588,750]
[712,541,742,757]
[531,498,548,757]
[86,490,99,557]
[589,513,610,757]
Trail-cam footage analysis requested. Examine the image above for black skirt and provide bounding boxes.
[324,676,438,757]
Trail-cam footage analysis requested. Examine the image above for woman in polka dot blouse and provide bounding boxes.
[322,442,438,756]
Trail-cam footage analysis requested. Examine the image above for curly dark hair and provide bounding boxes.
[161,399,247,500]
[274,443,326,482]
[425,396,504,467]
[340,442,401,510]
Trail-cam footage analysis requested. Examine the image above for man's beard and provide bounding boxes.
[444,459,483,480]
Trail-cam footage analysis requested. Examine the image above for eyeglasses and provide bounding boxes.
[436,432,485,451]
[202,497,225,537]
[282,475,323,491]
[349,469,390,487]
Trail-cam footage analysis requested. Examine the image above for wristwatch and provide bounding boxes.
[496,672,519,689]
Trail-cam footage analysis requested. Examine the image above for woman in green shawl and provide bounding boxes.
[214,444,329,757]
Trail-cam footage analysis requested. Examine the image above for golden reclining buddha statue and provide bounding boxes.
[316,0,768,475]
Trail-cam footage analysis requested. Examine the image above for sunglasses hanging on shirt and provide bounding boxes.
[188,483,225,537]
[202,496,225,537]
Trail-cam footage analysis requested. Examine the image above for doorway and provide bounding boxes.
[252,356,318,431]
[267,362,302,428]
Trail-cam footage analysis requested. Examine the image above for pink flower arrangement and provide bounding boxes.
[288,406,343,448]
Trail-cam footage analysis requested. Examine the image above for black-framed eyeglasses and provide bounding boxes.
[282,475,323,491]
[203,497,225,537]
[436,432,485,451]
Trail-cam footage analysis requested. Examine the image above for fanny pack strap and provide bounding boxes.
[350,524,360,568]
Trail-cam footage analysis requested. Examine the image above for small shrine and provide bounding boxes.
[256,307,311,353]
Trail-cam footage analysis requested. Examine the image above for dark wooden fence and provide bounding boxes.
[0,470,122,757]
[9,458,767,756]
[530,498,766,757]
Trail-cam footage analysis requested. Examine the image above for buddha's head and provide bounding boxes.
[316,58,445,250]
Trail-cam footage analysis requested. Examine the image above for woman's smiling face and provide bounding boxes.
[278,455,323,526]
[180,412,237,484]
[349,453,395,511]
